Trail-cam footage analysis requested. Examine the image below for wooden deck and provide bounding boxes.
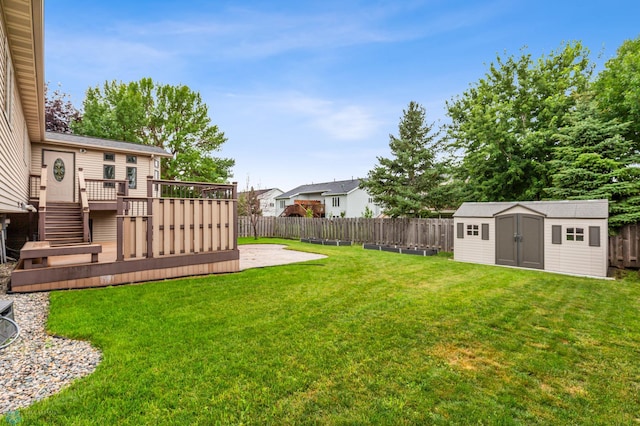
[10,241,239,293]
[46,241,117,266]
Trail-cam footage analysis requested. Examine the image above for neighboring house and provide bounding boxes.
[453,200,608,278]
[238,188,283,217]
[0,0,239,292]
[276,179,381,218]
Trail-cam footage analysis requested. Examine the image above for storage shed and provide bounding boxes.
[453,200,608,278]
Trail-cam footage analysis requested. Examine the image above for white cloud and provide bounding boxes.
[270,93,380,141]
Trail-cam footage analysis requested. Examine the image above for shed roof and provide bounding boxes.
[277,179,362,199]
[44,132,172,157]
[453,200,609,219]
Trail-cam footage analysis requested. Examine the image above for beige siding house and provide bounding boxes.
[0,0,42,216]
[30,132,171,243]
[453,200,609,278]
[0,0,240,292]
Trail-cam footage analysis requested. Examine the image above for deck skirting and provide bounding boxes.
[10,250,239,292]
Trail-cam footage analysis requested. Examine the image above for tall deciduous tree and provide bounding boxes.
[446,42,593,202]
[360,101,445,217]
[545,97,640,228]
[72,78,233,182]
[593,36,640,148]
[45,82,81,133]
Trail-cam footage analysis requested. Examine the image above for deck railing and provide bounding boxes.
[117,180,238,260]
[85,179,128,201]
[149,179,235,200]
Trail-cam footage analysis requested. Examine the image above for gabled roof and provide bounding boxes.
[276,179,362,200]
[44,131,172,157]
[453,200,609,219]
[238,188,282,198]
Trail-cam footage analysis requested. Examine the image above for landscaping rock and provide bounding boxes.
[0,292,102,415]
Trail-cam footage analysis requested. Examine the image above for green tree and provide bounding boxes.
[545,96,640,228]
[593,36,640,147]
[360,101,445,217]
[72,78,233,182]
[447,42,593,201]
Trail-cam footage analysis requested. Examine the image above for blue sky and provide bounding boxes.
[45,1,640,192]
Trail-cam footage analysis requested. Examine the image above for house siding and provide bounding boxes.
[90,210,116,242]
[31,142,158,200]
[0,13,30,214]
[259,189,283,217]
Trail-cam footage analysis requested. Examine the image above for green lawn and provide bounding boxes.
[6,238,640,425]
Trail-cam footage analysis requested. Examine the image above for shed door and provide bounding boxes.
[495,214,544,270]
[43,150,75,202]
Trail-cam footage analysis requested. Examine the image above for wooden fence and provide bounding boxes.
[238,217,454,252]
[609,224,640,269]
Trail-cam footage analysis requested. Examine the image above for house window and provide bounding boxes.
[154,170,160,180]
[279,200,286,209]
[154,159,159,168]
[127,167,137,189]
[332,197,340,207]
[566,227,584,242]
[466,224,479,236]
[104,153,115,161]
[103,164,115,188]
[126,155,137,164]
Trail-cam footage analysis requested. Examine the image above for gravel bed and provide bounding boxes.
[0,290,102,415]
[0,244,315,416]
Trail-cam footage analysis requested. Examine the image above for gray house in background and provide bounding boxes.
[453,200,609,278]
[276,179,381,218]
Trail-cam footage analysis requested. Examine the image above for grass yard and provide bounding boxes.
[5,238,640,424]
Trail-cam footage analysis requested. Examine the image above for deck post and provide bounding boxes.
[232,182,238,247]
[147,175,154,198]
[147,189,154,259]
[116,197,124,261]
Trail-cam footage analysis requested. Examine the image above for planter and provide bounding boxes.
[362,244,438,256]
[300,238,352,246]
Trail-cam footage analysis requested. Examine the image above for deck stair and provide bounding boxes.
[44,202,85,246]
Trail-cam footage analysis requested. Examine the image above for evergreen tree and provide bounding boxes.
[446,42,593,201]
[545,97,640,228]
[360,101,445,217]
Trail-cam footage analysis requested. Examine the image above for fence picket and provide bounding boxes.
[238,216,454,251]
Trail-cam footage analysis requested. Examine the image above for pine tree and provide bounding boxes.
[545,97,640,229]
[360,101,445,217]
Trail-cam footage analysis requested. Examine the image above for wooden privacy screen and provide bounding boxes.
[122,198,236,259]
